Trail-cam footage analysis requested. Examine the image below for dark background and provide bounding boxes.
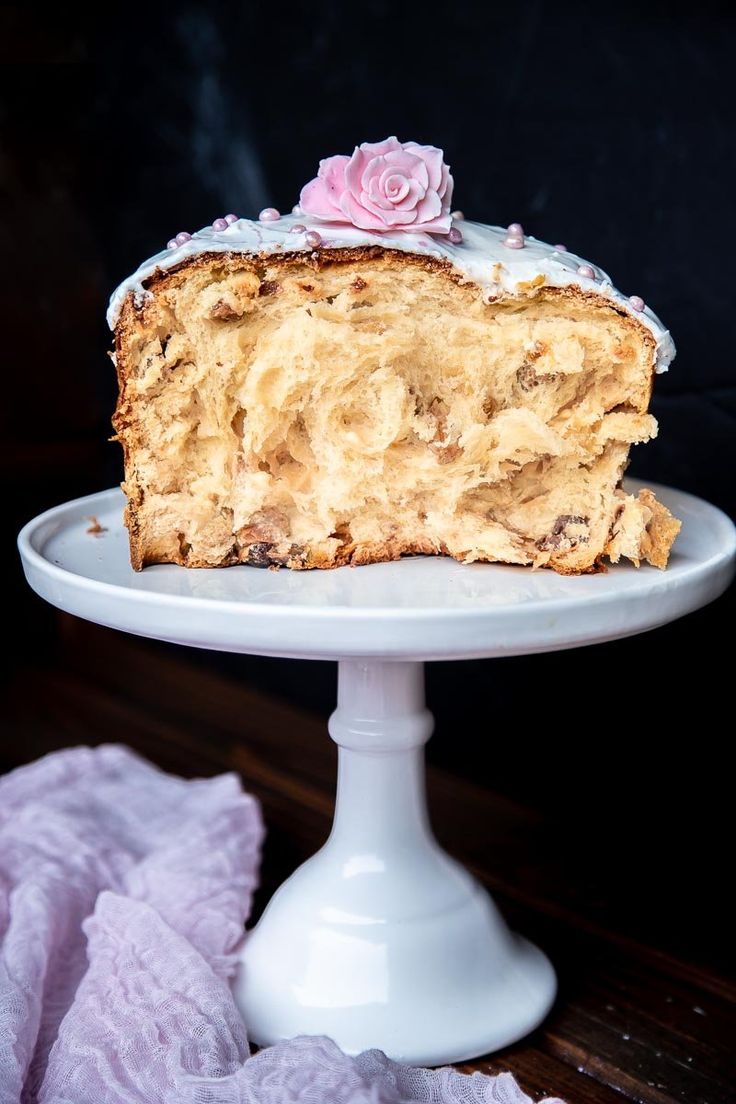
[1,4,733,972]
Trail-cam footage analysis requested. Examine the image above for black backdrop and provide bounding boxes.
[2,3,734,970]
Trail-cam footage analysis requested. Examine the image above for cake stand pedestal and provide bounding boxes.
[18,481,735,1065]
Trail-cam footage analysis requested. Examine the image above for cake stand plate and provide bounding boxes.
[18,481,736,1065]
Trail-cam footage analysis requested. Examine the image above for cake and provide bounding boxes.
[109,137,680,573]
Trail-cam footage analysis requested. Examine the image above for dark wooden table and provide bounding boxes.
[3,617,734,1104]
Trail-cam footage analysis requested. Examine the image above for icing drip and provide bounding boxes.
[107,214,675,372]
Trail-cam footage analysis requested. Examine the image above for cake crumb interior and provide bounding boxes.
[115,254,678,572]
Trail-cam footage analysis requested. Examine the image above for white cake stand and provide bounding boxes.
[18,481,735,1065]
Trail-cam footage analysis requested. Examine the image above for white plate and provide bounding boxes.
[18,481,735,661]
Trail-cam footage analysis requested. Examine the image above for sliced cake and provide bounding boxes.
[110,137,679,573]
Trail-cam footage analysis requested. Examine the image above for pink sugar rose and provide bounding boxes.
[300,137,454,234]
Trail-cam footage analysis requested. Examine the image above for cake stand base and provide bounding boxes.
[233,659,556,1065]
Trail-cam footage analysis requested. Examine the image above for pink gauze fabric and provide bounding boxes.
[0,746,564,1104]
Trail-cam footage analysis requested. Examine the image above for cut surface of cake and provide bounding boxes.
[110,138,679,573]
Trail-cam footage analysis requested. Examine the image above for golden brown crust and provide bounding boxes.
[113,247,657,385]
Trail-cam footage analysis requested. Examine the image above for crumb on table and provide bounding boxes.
[86,516,108,536]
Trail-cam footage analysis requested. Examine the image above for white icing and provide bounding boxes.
[108,214,675,372]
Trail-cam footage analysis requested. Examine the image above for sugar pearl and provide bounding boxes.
[451,210,465,221]
[629,295,645,311]
[448,226,463,244]
[503,222,525,248]
[577,264,595,279]
[259,207,281,222]
[304,230,322,248]
[225,213,238,225]
[292,204,302,215]
[212,218,228,232]
[554,243,567,252]
[166,239,177,250]
[175,231,192,245]
[290,224,306,233]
